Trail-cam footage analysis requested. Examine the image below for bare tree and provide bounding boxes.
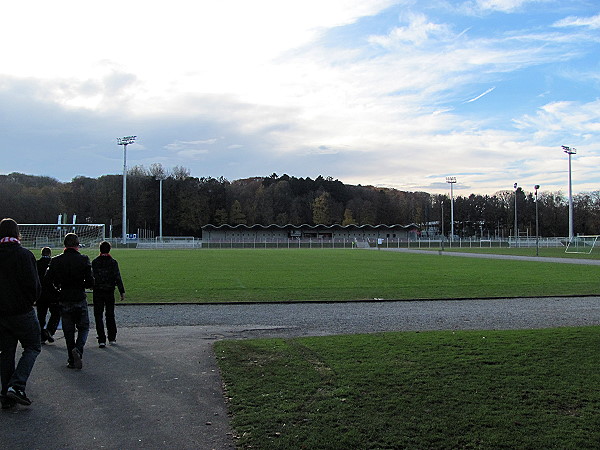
[149,163,169,180]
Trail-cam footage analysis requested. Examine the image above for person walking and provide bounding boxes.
[46,233,94,370]
[36,247,61,344]
[0,218,42,408]
[92,241,125,348]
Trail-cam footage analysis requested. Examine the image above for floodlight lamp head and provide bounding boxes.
[446,176,456,183]
[117,136,137,146]
[562,145,576,155]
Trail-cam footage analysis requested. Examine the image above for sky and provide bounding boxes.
[1,0,598,196]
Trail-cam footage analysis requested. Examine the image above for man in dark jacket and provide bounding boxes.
[46,233,94,369]
[92,241,125,348]
[36,247,61,344]
[0,218,41,408]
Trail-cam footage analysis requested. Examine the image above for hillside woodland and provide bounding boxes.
[1,167,599,239]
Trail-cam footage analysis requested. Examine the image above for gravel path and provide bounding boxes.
[109,296,600,339]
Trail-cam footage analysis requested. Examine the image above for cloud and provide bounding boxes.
[460,0,545,14]
[368,12,451,46]
[165,139,218,153]
[513,99,600,142]
[475,0,532,12]
[553,14,600,29]
[464,87,496,103]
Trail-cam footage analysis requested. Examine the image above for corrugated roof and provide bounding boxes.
[202,223,419,230]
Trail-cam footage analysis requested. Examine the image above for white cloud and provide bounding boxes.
[464,87,496,103]
[553,14,600,29]
[458,0,546,14]
[514,99,600,141]
[368,12,451,46]
[475,0,531,12]
[165,139,217,152]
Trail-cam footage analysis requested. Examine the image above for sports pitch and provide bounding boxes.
[78,248,600,303]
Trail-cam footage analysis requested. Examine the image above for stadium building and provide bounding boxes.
[201,223,420,243]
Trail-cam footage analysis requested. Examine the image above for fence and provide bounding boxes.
[102,236,570,250]
[201,236,569,250]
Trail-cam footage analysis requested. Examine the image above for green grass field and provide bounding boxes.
[215,327,600,448]
[83,248,600,303]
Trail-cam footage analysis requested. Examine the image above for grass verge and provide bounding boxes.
[420,246,600,259]
[215,327,600,449]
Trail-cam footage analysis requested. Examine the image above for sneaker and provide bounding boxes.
[71,348,83,370]
[7,387,32,406]
[109,340,117,346]
[46,332,55,344]
[99,342,106,348]
[1,394,17,409]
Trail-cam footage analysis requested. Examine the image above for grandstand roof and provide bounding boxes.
[202,223,419,231]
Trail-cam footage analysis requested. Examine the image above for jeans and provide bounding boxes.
[0,308,41,394]
[60,300,89,363]
[93,290,117,343]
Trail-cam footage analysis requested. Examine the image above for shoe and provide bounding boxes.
[1,395,17,409]
[46,332,55,344]
[6,387,32,406]
[109,340,116,346]
[41,329,48,344]
[99,342,106,348]
[71,348,83,370]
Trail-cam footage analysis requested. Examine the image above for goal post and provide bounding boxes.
[19,224,105,249]
[565,235,600,254]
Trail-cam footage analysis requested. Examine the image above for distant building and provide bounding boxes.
[201,223,420,242]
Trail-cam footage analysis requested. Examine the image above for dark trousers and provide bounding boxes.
[93,290,117,343]
[61,301,89,363]
[0,309,41,394]
[36,298,61,335]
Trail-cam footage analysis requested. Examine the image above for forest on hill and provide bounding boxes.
[1,166,599,239]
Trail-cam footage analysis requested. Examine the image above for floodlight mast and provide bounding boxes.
[562,145,576,240]
[513,182,518,242]
[155,172,167,242]
[534,185,540,257]
[117,136,137,245]
[446,177,456,241]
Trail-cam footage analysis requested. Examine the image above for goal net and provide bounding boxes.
[19,224,105,249]
[565,235,600,254]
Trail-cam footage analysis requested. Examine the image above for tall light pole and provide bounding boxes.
[513,182,518,242]
[446,177,456,241]
[562,145,577,240]
[156,173,167,241]
[117,136,136,245]
[534,185,540,256]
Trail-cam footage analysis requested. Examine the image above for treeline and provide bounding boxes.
[1,168,599,238]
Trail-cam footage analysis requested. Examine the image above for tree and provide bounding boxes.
[172,166,191,180]
[342,208,357,226]
[128,165,147,177]
[312,192,332,225]
[230,200,247,225]
[149,163,169,180]
[213,209,228,226]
